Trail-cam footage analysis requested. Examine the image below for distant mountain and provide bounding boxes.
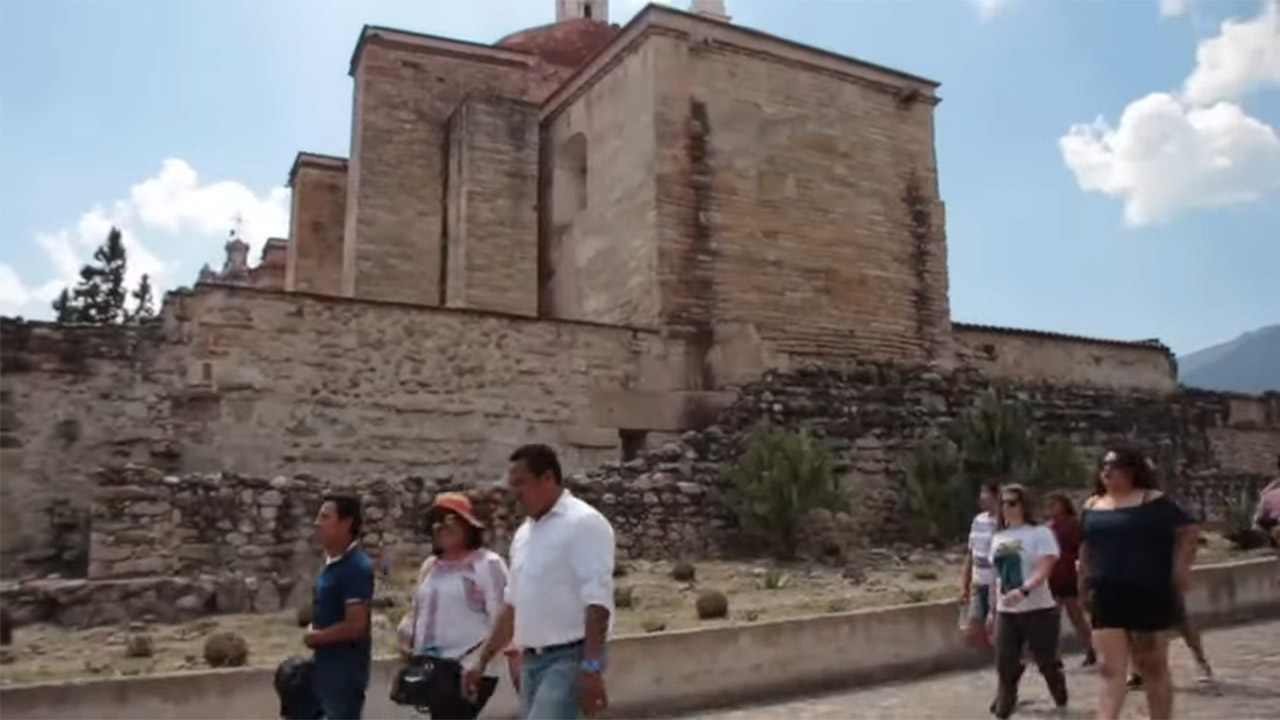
[1178,325,1280,394]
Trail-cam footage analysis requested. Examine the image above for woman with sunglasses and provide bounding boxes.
[1079,448,1197,720]
[985,484,1068,719]
[397,493,518,719]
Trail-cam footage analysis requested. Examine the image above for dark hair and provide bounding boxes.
[997,483,1038,529]
[429,511,485,556]
[1044,491,1076,517]
[322,493,363,539]
[1094,446,1158,496]
[980,480,1001,497]
[509,443,563,485]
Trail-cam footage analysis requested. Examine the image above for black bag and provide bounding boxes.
[274,655,323,720]
[389,642,483,709]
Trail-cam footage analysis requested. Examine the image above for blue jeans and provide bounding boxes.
[520,644,584,720]
[312,660,367,720]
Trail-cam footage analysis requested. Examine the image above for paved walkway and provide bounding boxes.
[676,620,1280,720]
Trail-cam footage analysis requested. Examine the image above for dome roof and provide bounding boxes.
[496,18,618,69]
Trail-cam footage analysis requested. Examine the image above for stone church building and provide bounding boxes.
[3,1,1274,577]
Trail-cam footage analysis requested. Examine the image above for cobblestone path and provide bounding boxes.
[676,620,1280,720]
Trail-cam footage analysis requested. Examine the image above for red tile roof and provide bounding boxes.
[495,18,618,69]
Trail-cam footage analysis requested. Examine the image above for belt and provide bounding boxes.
[523,639,584,656]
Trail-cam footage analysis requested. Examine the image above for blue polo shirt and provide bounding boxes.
[312,543,375,680]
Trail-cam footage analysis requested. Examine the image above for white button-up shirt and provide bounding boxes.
[505,490,615,649]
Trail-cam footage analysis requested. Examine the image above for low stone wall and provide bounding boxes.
[91,462,728,578]
[0,461,736,629]
[595,366,1279,538]
[2,558,1275,719]
[0,573,287,629]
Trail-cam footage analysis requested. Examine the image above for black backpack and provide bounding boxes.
[274,655,323,720]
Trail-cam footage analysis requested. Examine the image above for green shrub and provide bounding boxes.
[726,425,846,560]
[905,389,1094,545]
[904,437,969,546]
[1029,437,1091,492]
[950,388,1037,484]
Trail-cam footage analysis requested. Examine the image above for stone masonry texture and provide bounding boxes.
[542,38,660,327]
[955,324,1177,393]
[0,287,692,578]
[648,28,949,365]
[343,33,537,305]
[2,8,1277,630]
[286,157,347,295]
[0,458,727,628]
[445,97,540,316]
[2,294,1277,581]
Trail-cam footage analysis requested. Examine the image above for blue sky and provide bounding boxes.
[1,0,1277,355]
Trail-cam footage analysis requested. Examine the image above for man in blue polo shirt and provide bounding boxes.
[305,494,375,719]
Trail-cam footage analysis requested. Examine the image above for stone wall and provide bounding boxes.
[594,364,1280,538]
[87,460,724,584]
[444,96,540,316]
[7,361,1273,628]
[541,35,660,327]
[286,154,347,295]
[0,457,726,629]
[0,285,698,578]
[647,19,950,365]
[954,323,1177,393]
[343,29,538,305]
[0,320,174,578]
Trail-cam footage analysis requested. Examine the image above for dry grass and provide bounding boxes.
[0,534,1266,686]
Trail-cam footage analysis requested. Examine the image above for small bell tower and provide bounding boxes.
[556,0,608,22]
[692,0,730,22]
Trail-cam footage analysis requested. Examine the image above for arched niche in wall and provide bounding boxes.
[551,132,588,231]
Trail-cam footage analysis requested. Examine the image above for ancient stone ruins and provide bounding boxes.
[1,1,1276,628]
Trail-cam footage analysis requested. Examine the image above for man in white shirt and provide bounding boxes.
[959,480,1000,649]
[466,444,616,719]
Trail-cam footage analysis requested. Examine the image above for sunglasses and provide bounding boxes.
[1001,498,1022,507]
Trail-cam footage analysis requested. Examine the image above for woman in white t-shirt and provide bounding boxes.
[396,493,518,719]
[985,483,1068,719]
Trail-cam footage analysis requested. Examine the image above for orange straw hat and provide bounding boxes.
[431,492,484,529]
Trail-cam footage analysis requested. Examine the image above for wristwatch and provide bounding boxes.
[580,658,603,674]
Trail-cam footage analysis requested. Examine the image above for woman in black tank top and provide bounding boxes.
[1079,447,1197,720]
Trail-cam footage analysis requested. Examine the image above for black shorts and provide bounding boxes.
[1088,580,1179,632]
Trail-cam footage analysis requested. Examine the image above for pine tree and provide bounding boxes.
[51,288,77,323]
[53,226,132,325]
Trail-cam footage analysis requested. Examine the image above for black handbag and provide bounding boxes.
[389,642,483,709]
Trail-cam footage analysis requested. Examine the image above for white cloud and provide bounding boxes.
[3,158,289,319]
[1182,1,1280,105]
[129,158,289,247]
[0,264,61,317]
[969,0,1014,19]
[1060,93,1280,225]
[1060,1,1280,225]
[1160,0,1194,19]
